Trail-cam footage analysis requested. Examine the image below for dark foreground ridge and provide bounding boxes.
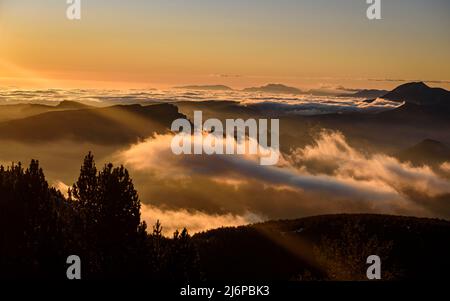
[0,154,448,280]
[194,214,450,280]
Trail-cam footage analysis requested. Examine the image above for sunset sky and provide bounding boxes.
[1,0,449,89]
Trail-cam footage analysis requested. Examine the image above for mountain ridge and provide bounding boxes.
[395,139,450,166]
[243,83,303,94]
[0,103,185,144]
[193,213,450,280]
[339,89,389,99]
[381,82,450,105]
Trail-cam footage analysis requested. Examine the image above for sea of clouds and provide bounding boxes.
[0,87,402,115]
[2,87,441,235]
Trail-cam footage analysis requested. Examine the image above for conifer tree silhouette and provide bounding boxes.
[0,153,201,280]
[70,153,147,278]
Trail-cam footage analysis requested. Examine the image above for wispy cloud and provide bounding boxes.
[116,131,450,230]
[141,204,262,236]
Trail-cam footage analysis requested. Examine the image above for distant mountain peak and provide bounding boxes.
[265,83,291,88]
[243,83,302,94]
[412,139,450,154]
[338,89,389,99]
[396,138,450,166]
[57,100,90,109]
[399,81,428,88]
[382,82,450,106]
[413,81,428,87]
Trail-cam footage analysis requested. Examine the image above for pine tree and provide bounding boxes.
[70,153,146,278]
[69,152,102,277]
[149,220,166,278]
[169,228,201,281]
[0,160,67,278]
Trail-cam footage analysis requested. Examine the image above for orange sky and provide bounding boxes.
[1,0,449,90]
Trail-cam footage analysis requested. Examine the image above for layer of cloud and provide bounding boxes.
[115,131,450,233]
[290,131,450,197]
[0,87,402,115]
[441,162,450,175]
[244,97,401,115]
[119,133,400,202]
[141,204,262,236]
[52,180,70,198]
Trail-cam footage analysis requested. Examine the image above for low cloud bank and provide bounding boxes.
[141,204,262,236]
[0,88,401,115]
[113,132,450,232]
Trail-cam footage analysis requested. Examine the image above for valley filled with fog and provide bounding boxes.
[0,83,449,234]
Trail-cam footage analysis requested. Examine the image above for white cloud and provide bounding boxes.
[290,131,450,197]
[52,180,70,198]
[441,162,450,173]
[113,131,450,224]
[141,204,262,236]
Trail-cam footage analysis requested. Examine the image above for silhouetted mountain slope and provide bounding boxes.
[0,103,54,122]
[375,101,450,124]
[0,101,92,122]
[342,82,450,128]
[339,89,389,99]
[329,82,450,122]
[194,214,450,280]
[278,82,450,151]
[382,82,450,105]
[0,103,185,144]
[175,100,259,120]
[243,84,303,94]
[395,139,450,166]
[56,100,91,109]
